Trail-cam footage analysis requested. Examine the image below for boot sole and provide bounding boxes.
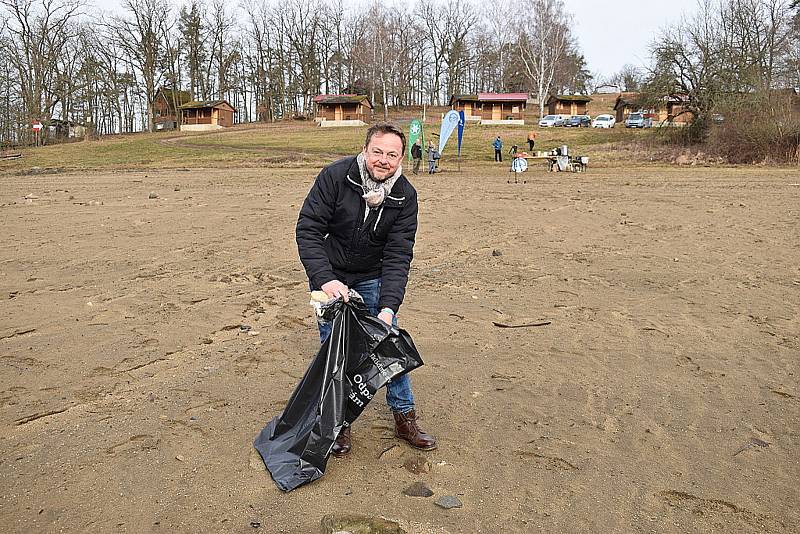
[395,434,438,451]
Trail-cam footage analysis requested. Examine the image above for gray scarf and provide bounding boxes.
[356,152,401,208]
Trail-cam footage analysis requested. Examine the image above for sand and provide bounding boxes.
[1,164,798,532]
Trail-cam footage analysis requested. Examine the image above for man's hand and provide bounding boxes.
[377,309,394,326]
[321,280,349,302]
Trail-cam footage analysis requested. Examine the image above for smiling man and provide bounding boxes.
[295,122,437,457]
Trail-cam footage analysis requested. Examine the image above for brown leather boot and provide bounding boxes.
[331,426,351,457]
[393,410,437,450]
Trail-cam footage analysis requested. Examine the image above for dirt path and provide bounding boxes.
[1,164,798,533]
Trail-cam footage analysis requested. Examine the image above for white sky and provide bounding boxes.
[563,0,699,76]
[91,0,701,78]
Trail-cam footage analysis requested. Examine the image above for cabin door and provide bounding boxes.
[335,106,343,121]
[492,104,501,120]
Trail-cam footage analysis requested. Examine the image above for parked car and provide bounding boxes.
[591,114,616,128]
[624,112,652,128]
[564,115,591,127]
[539,114,565,127]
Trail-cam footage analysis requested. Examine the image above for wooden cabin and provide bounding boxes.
[41,118,85,142]
[613,92,642,123]
[313,95,373,126]
[546,95,592,116]
[153,87,192,130]
[614,93,693,125]
[663,94,692,124]
[179,100,236,131]
[449,93,528,124]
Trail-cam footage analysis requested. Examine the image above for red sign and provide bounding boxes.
[32,121,43,131]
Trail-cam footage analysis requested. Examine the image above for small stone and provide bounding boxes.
[247,331,260,336]
[249,520,261,528]
[148,191,158,199]
[201,338,213,344]
[175,454,184,462]
[492,249,502,257]
[434,495,463,509]
[403,482,433,497]
[403,455,432,474]
[189,416,198,421]
[24,194,38,199]
[174,186,181,191]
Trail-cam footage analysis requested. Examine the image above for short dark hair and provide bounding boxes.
[365,122,406,154]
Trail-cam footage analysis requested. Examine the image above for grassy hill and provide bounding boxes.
[0,118,648,175]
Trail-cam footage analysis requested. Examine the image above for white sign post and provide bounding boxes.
[32,120,42,146]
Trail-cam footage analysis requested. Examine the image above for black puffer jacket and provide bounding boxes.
[296,156,418,313]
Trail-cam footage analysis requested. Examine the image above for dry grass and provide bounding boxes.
[0,119,656,175]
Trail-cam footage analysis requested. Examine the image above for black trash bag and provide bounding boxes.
[253,297,424,492]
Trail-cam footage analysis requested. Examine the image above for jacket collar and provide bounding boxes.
[344,156,409,208]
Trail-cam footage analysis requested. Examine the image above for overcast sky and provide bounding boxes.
[91,0,701,78]
[563,0,699,76]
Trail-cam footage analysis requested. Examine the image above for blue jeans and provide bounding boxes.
[317,278,415,413]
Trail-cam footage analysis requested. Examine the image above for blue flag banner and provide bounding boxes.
[457,110,465,156]
[438,110,460,155]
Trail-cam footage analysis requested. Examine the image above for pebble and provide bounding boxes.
[148,191,158,199]
[402,482,433,497]
[175,455,184,462]
[403,455,431,474]
[492,249,502,257]
[434,495,462,509]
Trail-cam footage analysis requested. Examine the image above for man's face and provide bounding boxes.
[363,132,403,181]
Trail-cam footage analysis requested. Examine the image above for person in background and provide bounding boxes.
[527,130,537,152]
[427,141,438,174]
[493,136,503,162]
[411,138,423,175]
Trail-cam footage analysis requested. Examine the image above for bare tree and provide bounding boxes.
[178,0,205,99]
[205,0,235,100]
[0,0,83,141]
[111,0,170,132]
[484,1,514,91]
[516,0,575,117]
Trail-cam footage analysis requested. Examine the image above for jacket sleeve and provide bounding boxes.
[379,190,418,312]
[296,167,338,289]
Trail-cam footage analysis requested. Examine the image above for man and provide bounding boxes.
[527,130,537,152]
[493,135,503,162]
[411,138,422,175]
[295,122,437,457]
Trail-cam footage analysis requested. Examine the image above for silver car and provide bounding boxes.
[539,115,565,127]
